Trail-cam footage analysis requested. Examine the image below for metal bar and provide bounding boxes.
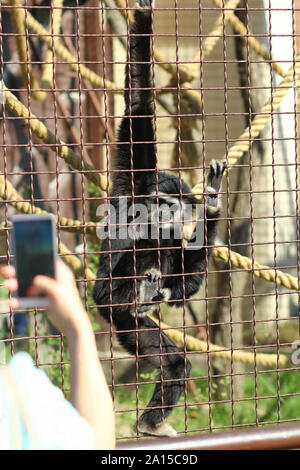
[116,423,300,450]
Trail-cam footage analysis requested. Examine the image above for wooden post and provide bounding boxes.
[83,0,104,171]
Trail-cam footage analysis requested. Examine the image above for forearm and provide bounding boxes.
[67,314,115,450]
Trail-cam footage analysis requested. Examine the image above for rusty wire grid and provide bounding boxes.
[0,0,300,446]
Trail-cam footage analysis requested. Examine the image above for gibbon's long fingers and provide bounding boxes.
[208,159,227,192]
[205,160,227,211]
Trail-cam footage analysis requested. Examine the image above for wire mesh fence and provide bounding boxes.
[0,0,300,445]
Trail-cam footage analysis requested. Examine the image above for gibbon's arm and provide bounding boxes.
[164,160,227,302]
[114,0,156,195]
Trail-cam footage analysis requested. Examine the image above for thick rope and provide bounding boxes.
[0,215,285,366]
[0,169,298,293]
[213,245,298,291]
[26,10,118,92]
[188,0,285,78]
[150,317,288,367]
[0,221,94,282]
[192,53,300,196]
[0,174,97,236]
[58,242,95,281]
[40,0,63,90]
[188,0,243,75]
[9,0,47,101]
[26,3,201,112]
[3,81,300,291]
[224,54,300,167]
[212,0,286,78]
[3,85,108,191]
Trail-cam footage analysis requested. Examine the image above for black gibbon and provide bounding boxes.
[93,0,226,437]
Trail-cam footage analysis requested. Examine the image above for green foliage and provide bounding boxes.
[113,364,300,438]
[0,275,7,300]
[45,335,71,390]
[21,183,31,200]
[87,181,102,223]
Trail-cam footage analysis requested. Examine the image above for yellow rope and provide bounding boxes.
[213,245,298,291]
[26,10,118,93]
[192,53,300,196]
[212,0,286,78]
[150,317,288,367]
[26,7,204,115]
[9,0,47,101]
[58,242,95,281]
[26,3,200,113]
[0,169,298,293]
[4,85,108,191]
[188,0,242,76]
[188,0,286,78]
[225,54,300,167]
[41,0,63,90]
[0,214,286,366]
[3,0,293,371]
[3,81,300,292]
[0,174,97,236]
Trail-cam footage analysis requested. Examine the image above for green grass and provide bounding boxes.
[113,364,300,439]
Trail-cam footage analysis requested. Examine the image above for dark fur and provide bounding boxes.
[93,0,225,434]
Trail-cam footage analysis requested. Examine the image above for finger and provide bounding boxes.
[4,278,18,292]
[0,297,19,312]
[32,275,60,299]
[0,265,16,279]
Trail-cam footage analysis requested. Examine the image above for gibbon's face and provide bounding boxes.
[146,173,197,242]
[147,192,197,243]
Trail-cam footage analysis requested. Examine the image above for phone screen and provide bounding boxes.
[12,218,56,298]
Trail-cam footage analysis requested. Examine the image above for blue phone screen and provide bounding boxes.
[13,220,55,297]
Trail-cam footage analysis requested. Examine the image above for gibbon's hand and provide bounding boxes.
[1,261,89,337]
[207,159,227,193]
[205,159,227,211]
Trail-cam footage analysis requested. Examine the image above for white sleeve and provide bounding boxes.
[3,352,95,450]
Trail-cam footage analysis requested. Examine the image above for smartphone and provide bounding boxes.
[10,214,57,309]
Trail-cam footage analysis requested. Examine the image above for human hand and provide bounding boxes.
[1,260,90,337]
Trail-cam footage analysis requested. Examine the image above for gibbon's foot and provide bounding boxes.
[144,270,171,303]
[206,160,227,212]
[130,268,161,317]
[130,268,171,317]
[137,420,177,438]
[141,268,162,306]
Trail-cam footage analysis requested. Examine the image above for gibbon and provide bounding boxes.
[93,0,226,437]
